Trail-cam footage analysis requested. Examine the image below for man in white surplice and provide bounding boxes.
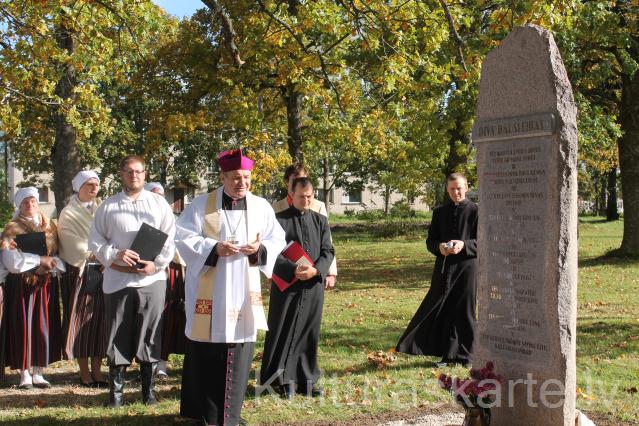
[176,149,285,426]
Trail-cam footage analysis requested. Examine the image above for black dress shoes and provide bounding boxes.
[307,385,324,397]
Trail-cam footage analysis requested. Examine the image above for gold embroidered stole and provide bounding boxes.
[190,189,267,341]
[191,191,221,341]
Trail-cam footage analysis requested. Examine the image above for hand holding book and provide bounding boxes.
[272,240,315,292]
[117,248,140,267]
[295,264,317,281]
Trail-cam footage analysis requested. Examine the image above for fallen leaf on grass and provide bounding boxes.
[576,387,596,401]
[367,350,397,368]
[34,399,46,408]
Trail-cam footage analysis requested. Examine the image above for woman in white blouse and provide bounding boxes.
[1,187,65,389]
[58,171,109,387]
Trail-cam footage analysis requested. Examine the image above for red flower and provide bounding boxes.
[436,361,502,407]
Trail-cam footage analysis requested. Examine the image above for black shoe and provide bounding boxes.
[449,358,470,367]
[107,365,126,408]
[306,385,323,397]
[434,359,449,368]
[281,384,295,399]
[140,362,159,405]
[93,379,109,388]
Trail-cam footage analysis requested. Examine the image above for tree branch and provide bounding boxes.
[201,0,245,68]
[256,0,309,53]
[437,0,468,73]
[317,55,345,114]
[1,82,62,107]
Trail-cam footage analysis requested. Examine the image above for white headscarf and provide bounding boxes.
[144,182,164,195]
[13,187,39,219]
[72,170,100,193]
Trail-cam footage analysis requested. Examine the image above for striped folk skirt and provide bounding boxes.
[160,261,187,360]
[62,265,108,359]
[2,272,62,370]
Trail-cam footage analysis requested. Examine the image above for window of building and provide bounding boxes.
[342,189,362,204]
[315,189,334,203]
[39,186,49,203]
[172,188,184,213]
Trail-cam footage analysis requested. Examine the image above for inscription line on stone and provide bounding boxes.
[472,113,556,143]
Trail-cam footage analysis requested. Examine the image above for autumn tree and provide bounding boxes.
[555,1,637,252]
[0,0,170,212]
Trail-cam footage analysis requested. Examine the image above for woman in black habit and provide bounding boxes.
[396,173,478,366]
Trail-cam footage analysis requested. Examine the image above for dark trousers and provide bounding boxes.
[104,282,165,366]
[181,339,255,426]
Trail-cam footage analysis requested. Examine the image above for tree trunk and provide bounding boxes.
[51,21,81,216]
[606,167,619,221]
[2,137,7,199]
[598,174,607,217]
[618,70,639,255]
[442,107,473,204]
[384,185,390,216]
[281,83,304,162]
[444,117,472,178]
[322,157,330,215]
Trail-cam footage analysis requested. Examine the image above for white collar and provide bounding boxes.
[118,189,152,204]
[26,215,42,226]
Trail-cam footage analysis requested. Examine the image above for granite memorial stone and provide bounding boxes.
[472,24,578,426]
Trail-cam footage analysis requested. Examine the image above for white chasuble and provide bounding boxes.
[177,187,286,343]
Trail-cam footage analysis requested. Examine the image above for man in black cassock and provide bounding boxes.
[260,177,335,398]
[396,173,478,366]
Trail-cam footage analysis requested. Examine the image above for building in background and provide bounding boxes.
[3,155,431,217]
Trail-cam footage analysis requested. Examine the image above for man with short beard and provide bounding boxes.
[89,155,176,408]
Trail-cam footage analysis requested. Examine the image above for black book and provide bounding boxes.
[15,232,48,256]
[130,222,169,268]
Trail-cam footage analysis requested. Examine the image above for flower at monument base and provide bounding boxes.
[438,361,503,408]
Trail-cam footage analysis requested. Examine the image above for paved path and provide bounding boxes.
[382,412,464,426]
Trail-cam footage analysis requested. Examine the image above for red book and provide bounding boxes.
[272,240,315,292]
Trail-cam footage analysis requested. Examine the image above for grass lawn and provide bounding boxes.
[0,216,637,425]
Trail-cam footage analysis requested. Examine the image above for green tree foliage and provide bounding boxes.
[0,0,170,209]
[1,1,638,255]
[556,0,638,253]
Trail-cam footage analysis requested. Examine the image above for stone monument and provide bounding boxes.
[472,25,578,426]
